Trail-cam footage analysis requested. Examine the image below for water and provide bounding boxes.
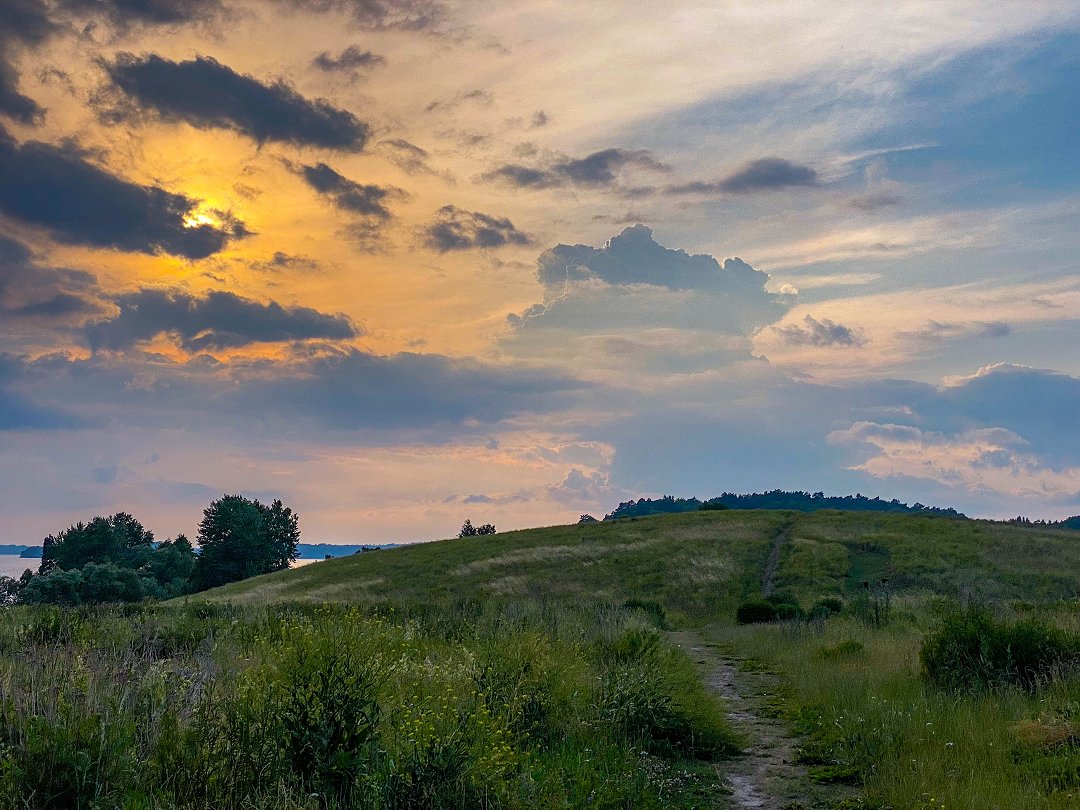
[0,555,318,579]
[0,555,37,578]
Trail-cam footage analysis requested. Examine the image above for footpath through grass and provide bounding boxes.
[10,509,1080,807]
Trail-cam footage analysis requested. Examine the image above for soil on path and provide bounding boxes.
[671,630,842,810]
[761,517,797,597]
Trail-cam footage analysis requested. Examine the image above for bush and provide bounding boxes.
[772,602,802,621]
[736,600,777,624]
[921,606,1080,692]
[812,597,844,616]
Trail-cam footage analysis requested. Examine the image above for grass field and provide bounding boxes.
[7,509,1080,807]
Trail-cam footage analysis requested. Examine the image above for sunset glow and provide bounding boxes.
[1,1,1079,544]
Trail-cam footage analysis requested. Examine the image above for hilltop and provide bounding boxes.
[194,509,1080,615]
[604,490,963,520]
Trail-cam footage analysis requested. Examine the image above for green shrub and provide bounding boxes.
[734,600,777,626]
[921,606,1080,692]
[812,597,844,616]
[772,602,802,621]
[736,600,777,624]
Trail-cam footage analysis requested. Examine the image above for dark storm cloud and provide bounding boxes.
[775,315,867,347]
[422,205,530,252]
[0,233,105,320]
[666,157,819,195]
[0,128,247,258]
[299,162,395,218]
[313,45,385,73]
[103,54,371,150]
[0,0,57,124]
[481,148,669,189]
[86,289,358,352]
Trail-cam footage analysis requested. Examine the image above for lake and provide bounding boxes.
[0,556,37,578]
[0,555,320,580]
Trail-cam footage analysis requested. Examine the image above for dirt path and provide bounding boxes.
[761,517,796,597]
[671,630,811,809]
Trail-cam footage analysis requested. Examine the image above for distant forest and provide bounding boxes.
[603,490,965,520]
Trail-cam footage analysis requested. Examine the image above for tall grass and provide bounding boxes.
[713,600,1080,809]
[0,600,737,809]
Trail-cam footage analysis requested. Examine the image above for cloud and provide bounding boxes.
[312,45,385,73]
[299,162,397,218]
[269,0,446,32]
[481,148,669,189]
[422,205,531,252]
[898,320,1012,342]
[247,251,320,274]
[0,353,92,430]
[377,138,449,178]
[0,233,105,321]
[829,420,1080,500]
[57,0,225,27]
[504,226,792,372]
[85,288,358,352]
[102,54,371,150]
[0,0,57,123]
[6,344,584,437]
[425,88,493,113]
[535,224,771,294]
[774,314,867,347]
[547,468,612,505]
[666,157,818,195]
[0,128,247,258]
[294,161,403,250]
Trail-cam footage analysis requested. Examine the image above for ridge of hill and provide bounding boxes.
[604,490,963,520]
[191,509,1080,616]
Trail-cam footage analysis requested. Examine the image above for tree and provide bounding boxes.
[142,534,196,598]
[458,519,496,537]
[40,513,155,573]
[189,495,300,592]
[0,576,21,606]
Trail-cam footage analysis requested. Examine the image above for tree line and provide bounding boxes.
[0,494,300,606]
[604,490,965,520]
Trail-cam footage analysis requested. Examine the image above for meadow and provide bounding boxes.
[5,509,1080,807]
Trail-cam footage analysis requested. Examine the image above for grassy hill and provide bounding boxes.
[195,509,1080,615]
[11,509,1080,808]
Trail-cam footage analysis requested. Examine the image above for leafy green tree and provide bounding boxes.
[142,534,196,598]
[189,495,300,592]
[18,568,87,606]
[80,562,146,603]
[40,513,155,573]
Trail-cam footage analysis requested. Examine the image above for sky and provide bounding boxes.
[1,0,1080,544]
